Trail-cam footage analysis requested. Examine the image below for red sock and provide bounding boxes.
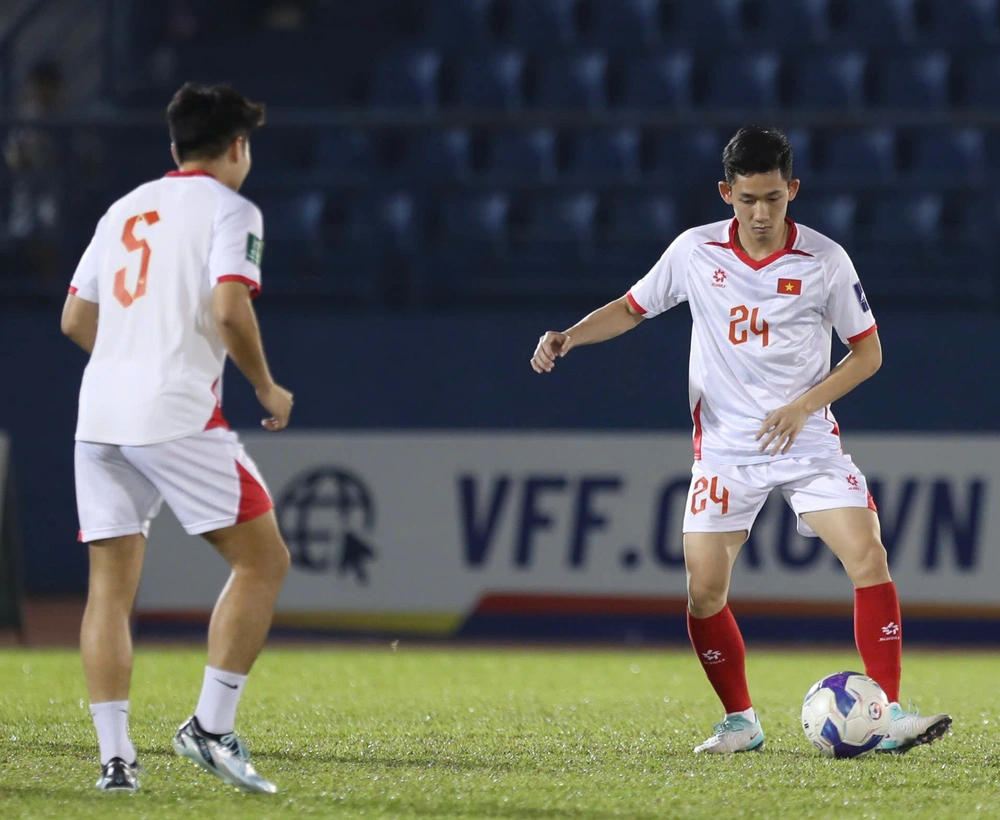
[854,581,902,703]
[687,606,752,714]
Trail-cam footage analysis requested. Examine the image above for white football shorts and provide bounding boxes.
[75,428,273,543]
[682,453,877,538]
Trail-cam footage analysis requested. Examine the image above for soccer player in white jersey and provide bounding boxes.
[61,83,293,792]
[530,126,952,755]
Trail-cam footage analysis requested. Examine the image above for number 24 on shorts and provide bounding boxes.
[690,476,730,515]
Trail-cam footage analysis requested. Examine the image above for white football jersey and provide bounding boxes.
[69,170,264,446]
[628,218,876,465]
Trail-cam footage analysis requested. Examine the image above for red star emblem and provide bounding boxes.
[846,475,859,489]
[713,269,727,284]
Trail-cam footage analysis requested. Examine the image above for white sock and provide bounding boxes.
[726,707,757,724]
[89,701,137,765]
[194,666,248,735]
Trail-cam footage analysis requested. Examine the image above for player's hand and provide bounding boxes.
[531,331,573,373]
[256,382,294,432]
[756,399,809,456]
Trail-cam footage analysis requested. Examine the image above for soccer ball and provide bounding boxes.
[801,671,891,758]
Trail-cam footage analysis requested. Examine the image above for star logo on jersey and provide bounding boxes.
[846,474,860,490]
[777,278,802,295]
[713,269,727,284]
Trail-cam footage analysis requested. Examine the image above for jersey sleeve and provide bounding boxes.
[823,246,877,344]
[208,196,264,296]
[625,232,691,318]
[68,217,105,303]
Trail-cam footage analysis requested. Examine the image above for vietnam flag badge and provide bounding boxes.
[777,278,802,295]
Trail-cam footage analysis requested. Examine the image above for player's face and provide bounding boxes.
[719,171,800,246]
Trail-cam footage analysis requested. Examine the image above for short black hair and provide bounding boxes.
[167,83,266,162]
[722,126,793,186]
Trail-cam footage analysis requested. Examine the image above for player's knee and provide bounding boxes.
[686,576,729,618]
[845,541,890,587]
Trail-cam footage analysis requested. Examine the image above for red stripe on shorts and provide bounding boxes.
[236,462,273,524]
[867,491,878,512]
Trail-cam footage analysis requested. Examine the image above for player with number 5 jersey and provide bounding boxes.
[530,126,950,757]
[62,83,293,795]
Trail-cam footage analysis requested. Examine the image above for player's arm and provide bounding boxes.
[531,296,644,374]
[60,293,99,353]
[798,331,882,414]
[212,281,293,431]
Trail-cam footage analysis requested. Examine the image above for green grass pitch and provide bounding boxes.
[0,647,997,819]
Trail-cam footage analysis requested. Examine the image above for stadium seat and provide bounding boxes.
[528,191,599,242]
[668,0,745,44]
[439,191,510,245]
[702,51,781,110]
[587,0,664,47]
[906,128,986,183]
[508,0,580,48]
[873,53,951,109]
[246,127,315,173]
[923,0,1000,45]
[869,193,943,243]
[314,129,377,182]
[786,128,814,180]
[425,0,497,48]
[649,128,726,183]
[373,192,423,251]
[822,129,898,181]
[399,129,472,182]
[790,195,857,243]
[963,53,1000,107]
[456,51,525,110]
[537,52,608,109]
[833,0,918,45]
[571,128,642,182]
[621,52,693,110]
[372,50,441,109]
[790,52,867,110]
[758,0,831,44]
[257,192,326,243]
[486,129,559,182]
[606,194,678,241]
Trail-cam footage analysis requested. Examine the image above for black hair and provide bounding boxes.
[166,83,266,162]
[722,126,793,186]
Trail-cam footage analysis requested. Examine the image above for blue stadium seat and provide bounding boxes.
[759,0,831,43]
[669,0,745,44]
[400,129,472,182]
[315,129,377,182]
[791,52,867,110]
[537,52,608,109]
[835,0,918,46]
[650,128,725,183]
[373,192,423,251]
[528,192,599,242]
[440,191,510,245]
[786,128,814,180]
[622,53,693,109]
[372,50,441,109]
[951,195,1000,243]
[790,195,857,243]
[702,51,781,110]
[571,128,642,182]
[456,51,525,110]
[869,194,943,243]
[257,192,325,243]
[425,0,496,48]
[964,53,1000,107]
[508,0,580,48]
[906,128,986,183]
[874,53,951,109]
[822,129,898,181]
[607,194,678,241]
[246,127,315,173]
[487,129,559,181]
[924,0,1000,45]
[588,0,663,47]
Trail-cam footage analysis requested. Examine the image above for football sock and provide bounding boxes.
[728,707,757,723]
[194,666,248,735]
[687,606,753,714]
[854,581,902,703]
[90,700,137,766]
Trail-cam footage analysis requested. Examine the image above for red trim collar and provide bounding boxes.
[165,170,216,178]
[706,218,813,271]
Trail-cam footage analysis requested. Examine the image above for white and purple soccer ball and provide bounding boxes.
[801,671,891,758]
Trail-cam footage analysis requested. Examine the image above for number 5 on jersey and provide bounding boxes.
[690,476,730,515]
[114,211,160,308]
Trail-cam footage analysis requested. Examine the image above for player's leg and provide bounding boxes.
[683,463,769,754]
[75,441,161,791]
[125,429,287,792]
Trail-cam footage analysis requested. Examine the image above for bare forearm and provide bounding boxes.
[564,297,643,347]
[68,326,96,354]
[797,351,880,414]
[217,308,274,391]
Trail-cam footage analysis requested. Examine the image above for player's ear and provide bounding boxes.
[787,179,800,201]
[719,182,733,204]
[228,137,242,164]
[170,143,181,168]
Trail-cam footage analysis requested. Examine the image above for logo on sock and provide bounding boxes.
[214,678,239,690]
[701,649,724,664]
[880,621,900,641]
